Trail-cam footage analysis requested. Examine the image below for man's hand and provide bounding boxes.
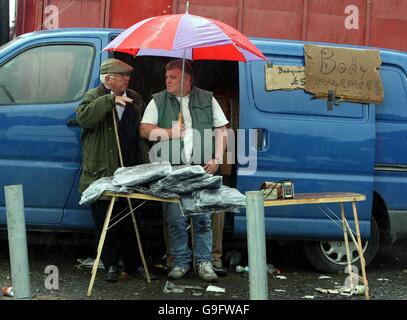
[171,122,185,139]
[115,96,133,106]
[203,159,220,174]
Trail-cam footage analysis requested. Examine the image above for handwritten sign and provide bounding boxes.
[304,44,384,103]
[265,65,305,90]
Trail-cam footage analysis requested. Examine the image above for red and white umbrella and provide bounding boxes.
[103,11,266,62]
[103,3,267,123]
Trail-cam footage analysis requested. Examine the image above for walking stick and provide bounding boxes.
[112,108,151,283]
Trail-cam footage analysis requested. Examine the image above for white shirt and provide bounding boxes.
[113,90,127,120]
[104,85,127,120]
[141,94,228,162]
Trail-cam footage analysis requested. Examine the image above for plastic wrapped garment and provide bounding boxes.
[79,177,132,205]
[167,174,223,194]
[132,186,179,199]
[112,161,172,187]
[180,186,246,216]
[193,186,246,212]
[180,194,209,216]
[150,165,205,192]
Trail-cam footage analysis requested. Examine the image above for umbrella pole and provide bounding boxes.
[112,108,151,283]
[178,49,186,127]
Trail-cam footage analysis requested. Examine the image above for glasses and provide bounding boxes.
[110,72,131,78]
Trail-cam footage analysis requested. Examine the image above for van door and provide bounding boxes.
[235,41,375,240]
[0,37,99,227]
[374,52,407,240]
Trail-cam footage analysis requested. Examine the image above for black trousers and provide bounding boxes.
[91,198,141,273]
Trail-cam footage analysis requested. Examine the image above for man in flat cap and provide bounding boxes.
[76,58,153,282]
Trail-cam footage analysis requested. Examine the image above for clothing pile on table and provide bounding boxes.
[79,161,246,215]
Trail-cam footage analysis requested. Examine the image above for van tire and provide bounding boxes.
[302,217,379,273]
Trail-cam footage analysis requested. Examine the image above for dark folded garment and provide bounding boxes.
[193,186,246,210]
[150,165,205,192]
[132,185,179,199]
[180,186,246,216]
[180,194,210,216]
[112,161,172,187]
[79,177,132,205]
[163,174,222,194]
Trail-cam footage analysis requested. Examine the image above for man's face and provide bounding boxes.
[106,73,130,95]
[165,68,191,96]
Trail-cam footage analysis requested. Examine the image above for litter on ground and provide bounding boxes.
[206,285,226,293]
[162,281,204,294]
[314,288,339,294]
[76,258,104,270]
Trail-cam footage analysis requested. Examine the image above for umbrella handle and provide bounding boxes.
[178,112,183,127]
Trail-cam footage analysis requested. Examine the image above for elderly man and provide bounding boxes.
[140,59,228,282]
[76,58,152,282]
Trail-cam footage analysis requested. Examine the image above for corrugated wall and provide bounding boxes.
[15,0,407,52]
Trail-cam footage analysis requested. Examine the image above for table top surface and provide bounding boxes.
[104,191,365,207]
[263,192,366,207]
[103,192,179,203]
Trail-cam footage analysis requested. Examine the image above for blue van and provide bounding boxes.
[0,29,406,272]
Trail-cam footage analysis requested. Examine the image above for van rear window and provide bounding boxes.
[376,66,407,121]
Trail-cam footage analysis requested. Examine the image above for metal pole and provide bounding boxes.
[4,185,31,300]
[246,191,268,300]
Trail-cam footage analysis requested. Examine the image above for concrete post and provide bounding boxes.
[5,185,31,300]
[245,191,268,300]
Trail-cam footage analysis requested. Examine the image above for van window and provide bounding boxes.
[0,44,94,105]
[376,67,407,121]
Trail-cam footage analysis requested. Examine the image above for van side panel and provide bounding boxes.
[236,40,375,240]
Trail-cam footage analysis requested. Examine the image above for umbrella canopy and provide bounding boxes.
[103,13,267,62]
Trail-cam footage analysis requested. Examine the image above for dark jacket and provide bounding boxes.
[76,85,149,193]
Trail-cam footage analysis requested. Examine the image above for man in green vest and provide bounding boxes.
[140,59,228,281]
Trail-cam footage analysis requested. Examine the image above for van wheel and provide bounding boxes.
[302,217,379,273]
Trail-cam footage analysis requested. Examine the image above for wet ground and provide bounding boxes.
[1,233,406,301]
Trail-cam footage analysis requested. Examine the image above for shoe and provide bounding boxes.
[197,261,218,282]
[212,264,228,277]
[105,265,119,282]
[135,266,158,280]
[168,266,190,280]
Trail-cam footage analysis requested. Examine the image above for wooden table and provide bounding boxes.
[264,192,369,300]
[86,192,179,297]
[87,191,369,300]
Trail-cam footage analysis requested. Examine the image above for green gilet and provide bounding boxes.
[153,87,214,164]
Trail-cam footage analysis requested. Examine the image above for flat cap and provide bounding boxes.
[100,58,133,75]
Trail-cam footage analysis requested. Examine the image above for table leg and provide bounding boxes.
[87,196,116,297]
[351,201,369,300]
[340,203,354,290]
[127,198,151,283]
[190,216,196,275]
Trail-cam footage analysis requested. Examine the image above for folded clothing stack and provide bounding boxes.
[79,162,246,216]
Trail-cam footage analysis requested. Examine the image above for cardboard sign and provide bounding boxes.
[304,44,384,103]
[265,65,305,90]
